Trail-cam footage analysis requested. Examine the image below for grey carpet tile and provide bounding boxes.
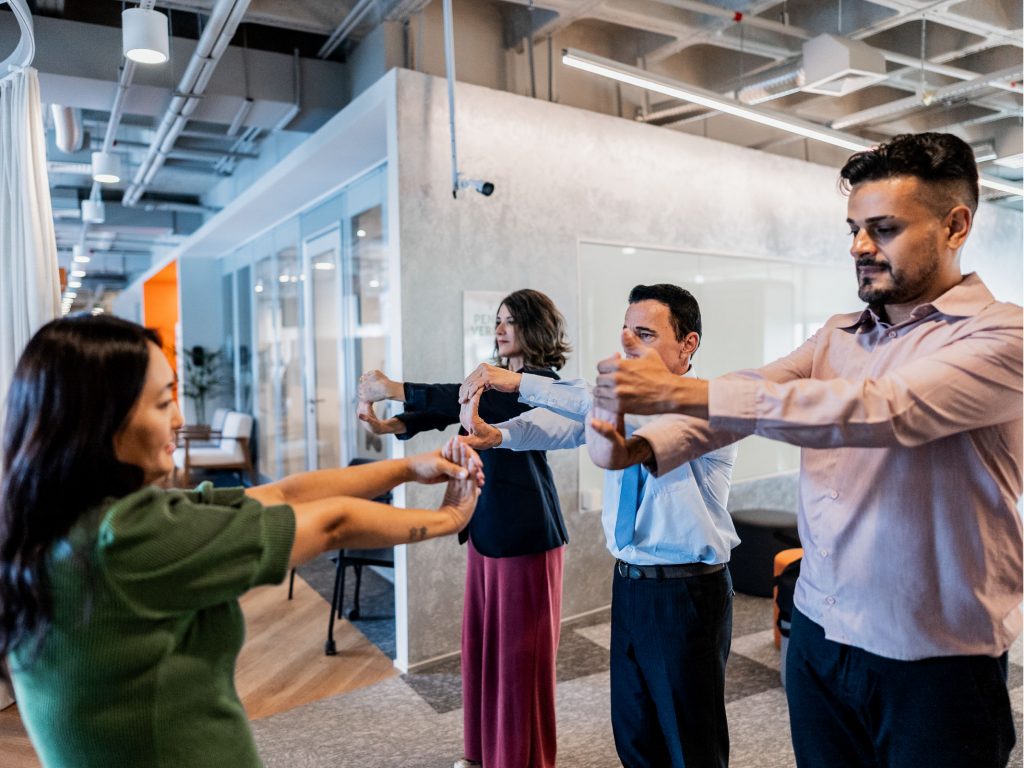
[732,592,775,638]
[563,606,612,630]
[726,653,782,703]
[401,656,463,715]
[726,687,796,768]
[251,676,464,768]
[731,628,781,672]
[556,624,612,683]
[574,622,611,650]
[402,619,614,714]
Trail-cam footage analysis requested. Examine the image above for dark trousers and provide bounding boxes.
[786,607,1016,768]
[610,565,733,768]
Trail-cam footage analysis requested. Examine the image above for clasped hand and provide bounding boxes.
[593,333,682,415]
[459,363,522,403]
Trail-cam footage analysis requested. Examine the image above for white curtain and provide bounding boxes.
[0,66,61,412]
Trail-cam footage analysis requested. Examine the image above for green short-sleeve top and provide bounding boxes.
[9,482,296,768]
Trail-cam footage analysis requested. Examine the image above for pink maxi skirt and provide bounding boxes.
[461,540,565,768]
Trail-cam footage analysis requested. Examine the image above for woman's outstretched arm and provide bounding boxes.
[245,441,483,566]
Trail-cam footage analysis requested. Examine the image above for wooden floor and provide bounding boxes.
[0,574,398,767]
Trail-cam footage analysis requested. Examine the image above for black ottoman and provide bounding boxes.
[729,508,800,597]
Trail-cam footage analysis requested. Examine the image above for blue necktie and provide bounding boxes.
[614,464,642,549]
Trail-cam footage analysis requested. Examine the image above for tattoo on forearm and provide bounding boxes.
[408,526,427,542]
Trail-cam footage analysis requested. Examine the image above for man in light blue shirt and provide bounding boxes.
[459,284,738,768]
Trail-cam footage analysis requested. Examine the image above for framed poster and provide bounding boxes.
[462,291,507,376]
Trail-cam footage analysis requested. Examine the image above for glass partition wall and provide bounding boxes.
[220,165,391,480]
[577,242,859,502]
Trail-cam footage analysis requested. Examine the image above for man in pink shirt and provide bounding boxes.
[586,132,1022,767]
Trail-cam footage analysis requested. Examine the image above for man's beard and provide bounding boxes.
[855,255,936,307]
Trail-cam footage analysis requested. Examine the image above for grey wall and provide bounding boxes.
[391,68,1024,666]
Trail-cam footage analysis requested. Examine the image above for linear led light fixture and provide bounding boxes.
[561,48,1021,199]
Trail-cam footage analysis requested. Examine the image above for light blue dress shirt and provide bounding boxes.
[496,374,740,566]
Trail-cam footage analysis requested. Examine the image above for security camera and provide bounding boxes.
[455,176,495,198]
[468,179,495,196]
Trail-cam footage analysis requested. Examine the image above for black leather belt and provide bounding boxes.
[615,560,725,580]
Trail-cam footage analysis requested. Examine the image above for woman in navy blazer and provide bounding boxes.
[358,289,570,768]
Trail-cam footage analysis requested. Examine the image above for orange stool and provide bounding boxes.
[773,547,803,649]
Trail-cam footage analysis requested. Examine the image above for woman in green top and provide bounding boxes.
[0,315,483,768]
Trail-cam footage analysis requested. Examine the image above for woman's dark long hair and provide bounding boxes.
[493,289,571,371]
[0,315,160,661]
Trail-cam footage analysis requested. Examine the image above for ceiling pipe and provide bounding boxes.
[318,0,376,59]
[644,0,1021,95]
[831,63,1024,130]
[50,105,84,153]
[123,0,252,207]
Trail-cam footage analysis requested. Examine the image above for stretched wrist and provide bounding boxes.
[627,437,655,471]
[673,379,709,418]
[387,380,406,401]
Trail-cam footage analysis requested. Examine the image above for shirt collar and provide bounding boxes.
[837,272,994,330]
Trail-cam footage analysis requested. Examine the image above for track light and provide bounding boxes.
[561,48,1022,199]
[91,152,122,184]
[122,8,169,65]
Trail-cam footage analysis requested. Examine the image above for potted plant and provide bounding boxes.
[182,345,228,425]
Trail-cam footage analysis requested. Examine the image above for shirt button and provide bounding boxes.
[819,548,829,558]
[825,596,836,606]
[829,489,839,500]
[888,330,897,339]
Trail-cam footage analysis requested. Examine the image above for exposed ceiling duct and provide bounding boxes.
[49,105,84,153]
[801,34,888,97]
[122,0,253,208]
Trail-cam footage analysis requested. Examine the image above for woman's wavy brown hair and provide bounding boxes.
[493,289,571,371]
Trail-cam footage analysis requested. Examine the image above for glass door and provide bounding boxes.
[343,203,389,463]
[302,227,344,470]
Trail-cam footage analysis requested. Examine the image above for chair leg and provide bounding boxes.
[325,554,345,656]
[287,568,296,600]
[349,564,364,620]
[336,560,348,620]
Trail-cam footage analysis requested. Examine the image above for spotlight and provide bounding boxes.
[91,152,122,184]
[122,8,169,64]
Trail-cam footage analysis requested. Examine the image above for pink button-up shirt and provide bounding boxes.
[635,273,1023,660]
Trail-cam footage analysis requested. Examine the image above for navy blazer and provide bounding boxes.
[396,368,568,558]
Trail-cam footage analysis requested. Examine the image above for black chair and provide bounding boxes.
[729,508,800,597]
[286,458,395,656]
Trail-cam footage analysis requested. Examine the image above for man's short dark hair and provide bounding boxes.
[839,132,979,215]
[628,284,701,347]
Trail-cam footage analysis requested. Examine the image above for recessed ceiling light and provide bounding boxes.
[356,229,367,238]
[71,269,86,278]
